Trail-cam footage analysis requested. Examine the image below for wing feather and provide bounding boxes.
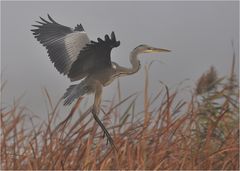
[31,15,90,75]
[68,32,120,81]
[32,15,121,82]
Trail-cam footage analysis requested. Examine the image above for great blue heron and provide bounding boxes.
[31,15,170,148]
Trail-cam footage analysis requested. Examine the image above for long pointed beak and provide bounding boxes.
[144,47,171,53]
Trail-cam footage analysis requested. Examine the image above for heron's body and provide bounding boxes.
[91,67,117,86]
[31,15,170,149]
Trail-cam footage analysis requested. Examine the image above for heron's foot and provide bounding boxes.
[102,131,117,151]
[102,131,112,145]
[92,109,117,150]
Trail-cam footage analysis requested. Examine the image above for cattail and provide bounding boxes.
[196,66,218,95]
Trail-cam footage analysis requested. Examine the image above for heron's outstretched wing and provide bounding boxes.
[68,32,120,81]
[31,14,90,75]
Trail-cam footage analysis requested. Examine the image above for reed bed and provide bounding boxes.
[1,61,239,170]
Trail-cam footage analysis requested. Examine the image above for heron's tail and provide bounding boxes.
[63,81,90,105]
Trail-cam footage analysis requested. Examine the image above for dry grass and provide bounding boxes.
[1,61,239,170]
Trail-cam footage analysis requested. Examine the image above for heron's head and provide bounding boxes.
[134,44,170,54]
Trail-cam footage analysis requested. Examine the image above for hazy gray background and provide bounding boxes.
[1,1,239,120]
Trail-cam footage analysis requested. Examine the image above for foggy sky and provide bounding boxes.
[1,1,239,119]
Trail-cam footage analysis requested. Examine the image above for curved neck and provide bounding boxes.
[128,50,141,74]
[113,49,141,77]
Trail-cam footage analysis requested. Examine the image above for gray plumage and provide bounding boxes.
[63,79,93,105]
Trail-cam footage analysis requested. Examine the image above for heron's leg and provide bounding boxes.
[92,81,116,149]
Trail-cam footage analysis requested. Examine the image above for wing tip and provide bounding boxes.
[47,14,56,23]
[105,31,120,47]
[39,16,49,23]
[36,14,57,25]
[74,24,84,32]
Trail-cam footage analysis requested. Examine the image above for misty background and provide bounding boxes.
[1,1,239,121]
